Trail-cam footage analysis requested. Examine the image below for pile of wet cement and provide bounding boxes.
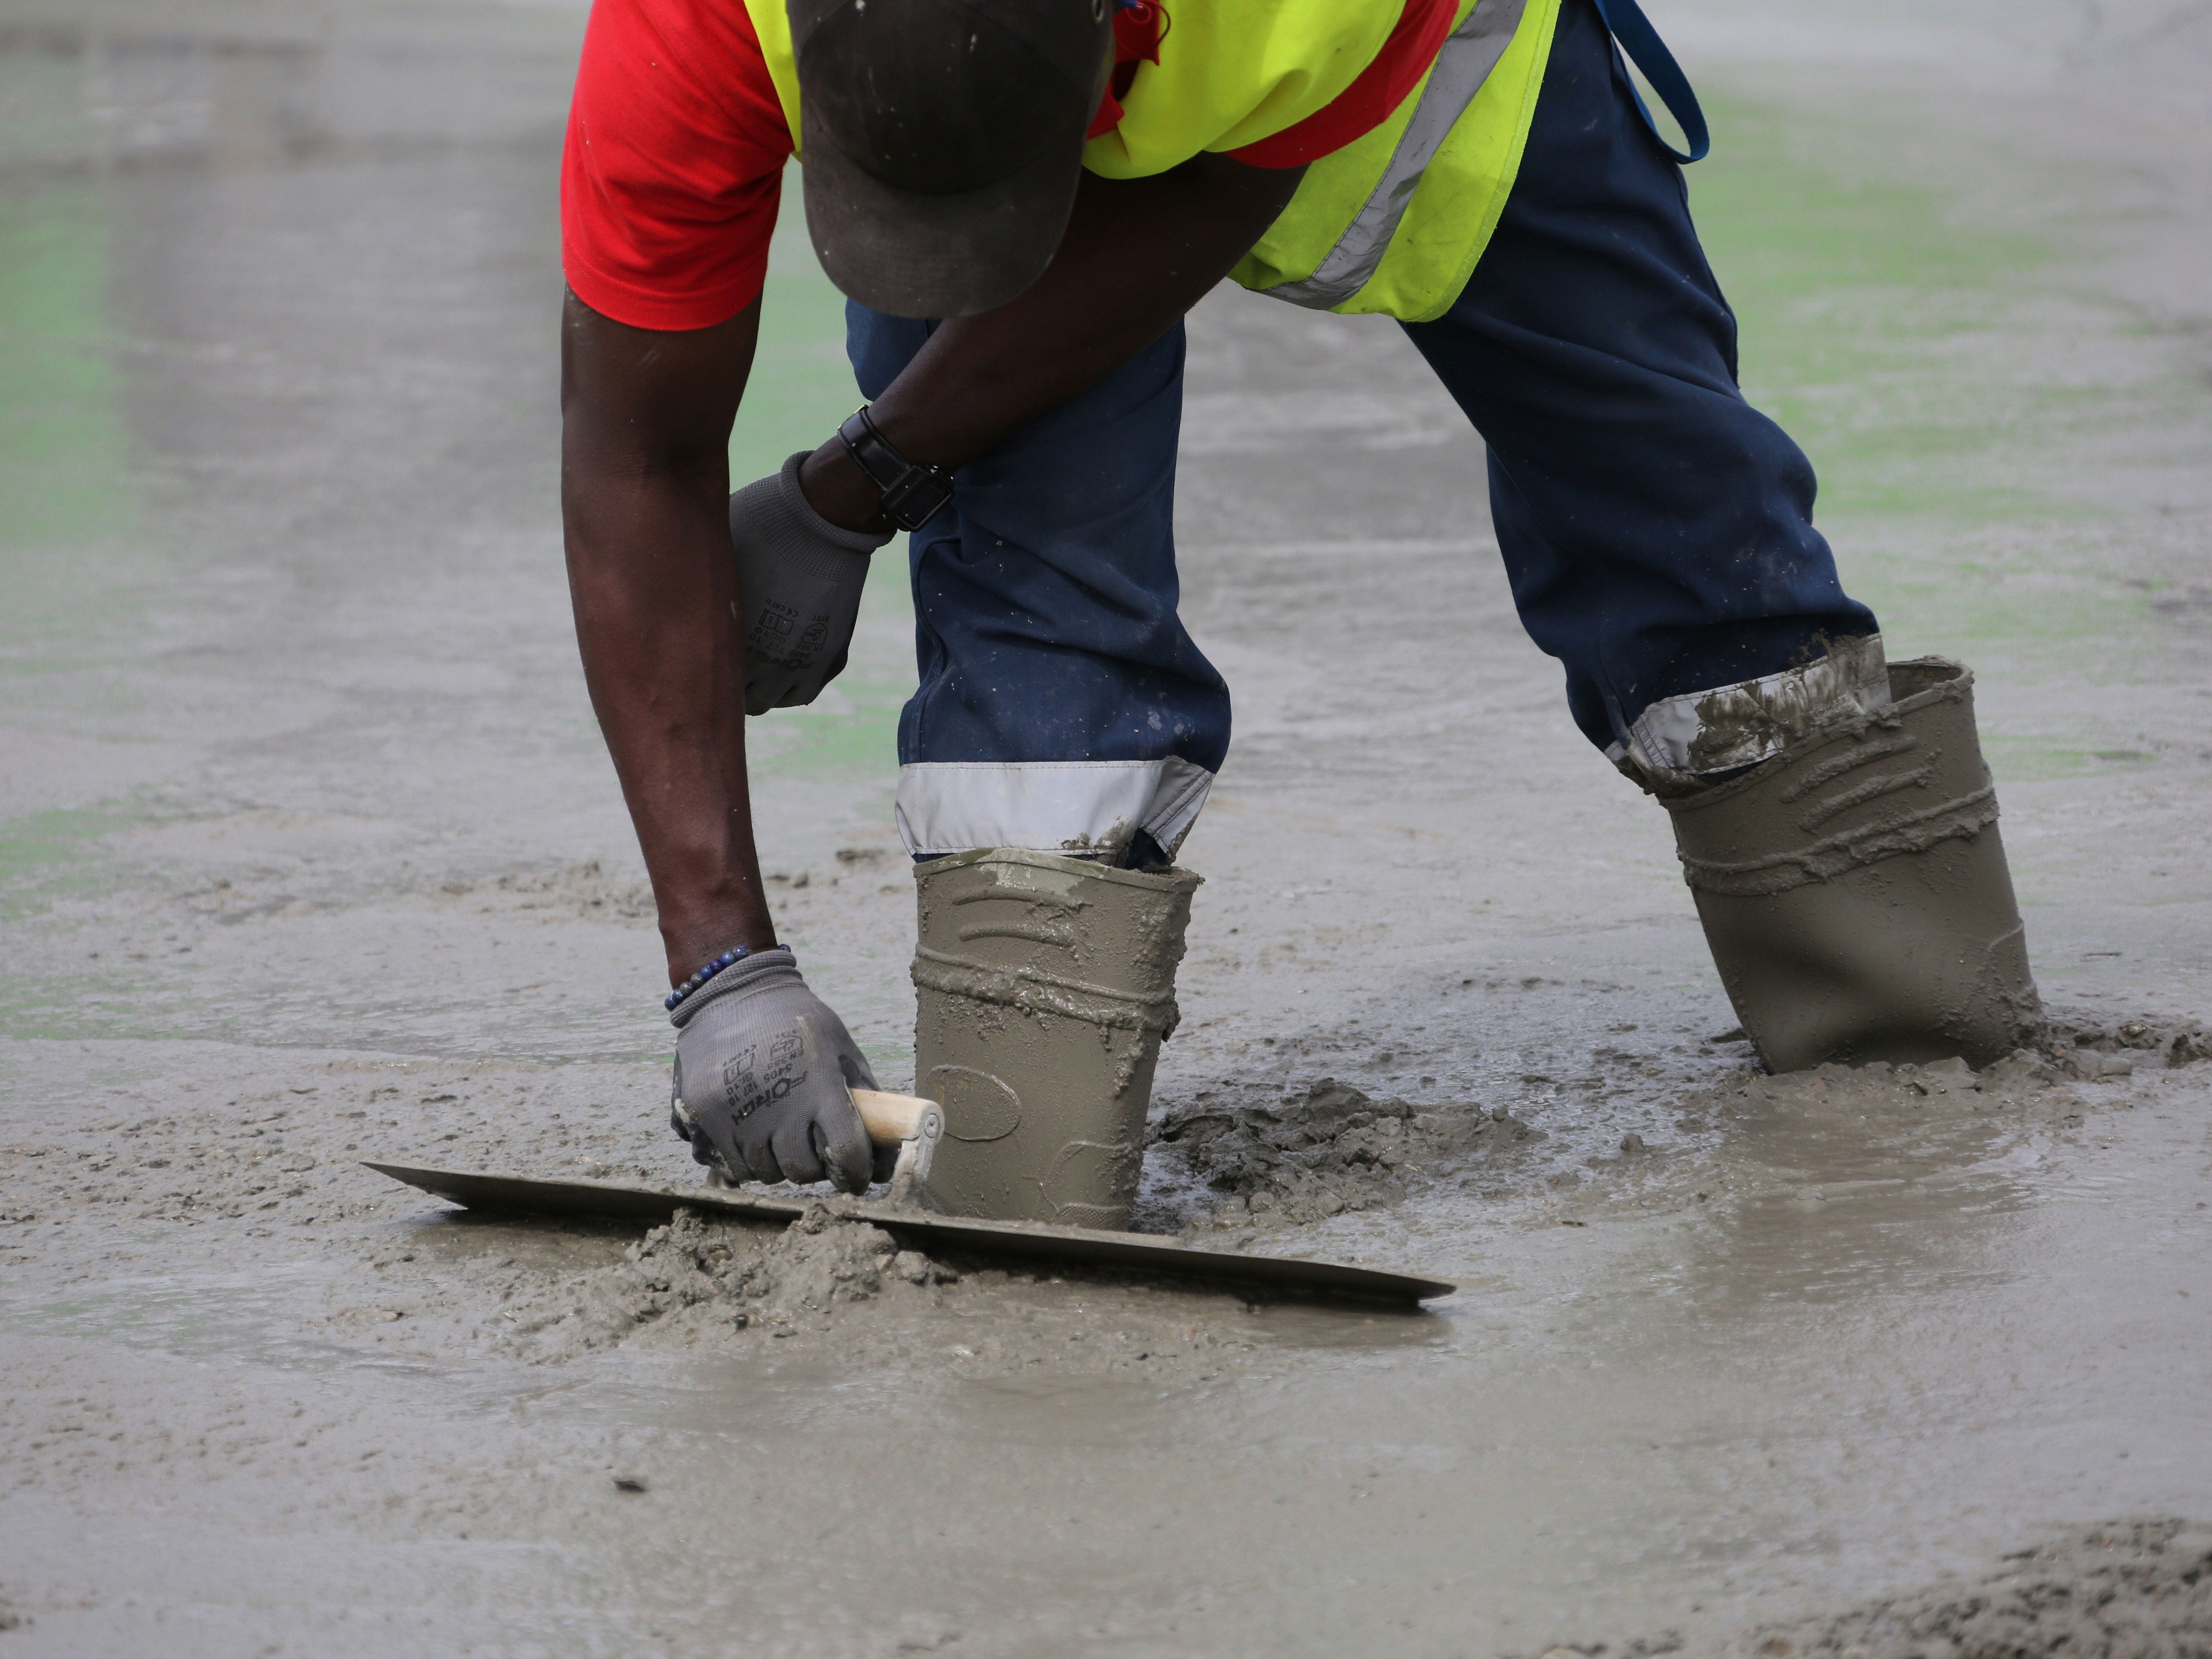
[1147,1035,2181,1235]
[1150,1077,1543,1228]
[487,1202,951,1356]
[1146,1013,2212,1233]
[469,1202,1271,1376]
[2043,1011,2212,1074]
[1718,1519,2212,1659]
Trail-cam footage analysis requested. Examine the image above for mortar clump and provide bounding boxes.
[2038,1009,2212,1074]
[1150,1077,1541,1229]
[1721,1518,2212,1659]
[500,1203,951,1357]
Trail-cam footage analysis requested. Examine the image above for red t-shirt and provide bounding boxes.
[561,0,791,332]
[561,0,1457,333]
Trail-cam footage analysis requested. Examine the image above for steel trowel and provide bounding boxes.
[367,1088,1455,1307]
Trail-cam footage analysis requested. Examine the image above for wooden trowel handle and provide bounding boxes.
[851,1088,934,1146]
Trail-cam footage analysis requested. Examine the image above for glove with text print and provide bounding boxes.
[668,947,879,1193]
[728,451,893,716]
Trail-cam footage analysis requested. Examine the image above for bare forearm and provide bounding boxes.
[560,293,771,981]
[565,475,775,974]
[877,176,1263,454]
[801,155,1305,527]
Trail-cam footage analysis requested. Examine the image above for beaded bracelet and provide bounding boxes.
[664,943,784,1014]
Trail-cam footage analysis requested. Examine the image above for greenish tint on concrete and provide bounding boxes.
[0,976,99,1043]
[1980,737,2164,785]
[0,181,136,559]
[728,234,855,488]
[1684,86,2212,784]
[741,648,915,778]
[1692,89,2206,538]
[0,173,145,741]
[730,218,918,784]
[1689,94,2059,519]
[0,804,134,918]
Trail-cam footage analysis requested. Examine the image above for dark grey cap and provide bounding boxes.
[793,0,1114,318]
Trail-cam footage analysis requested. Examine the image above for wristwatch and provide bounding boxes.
[837,406,956,532]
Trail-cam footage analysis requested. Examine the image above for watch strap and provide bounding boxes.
[837,407,956,533]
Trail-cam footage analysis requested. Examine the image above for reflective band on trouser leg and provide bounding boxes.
[896,758,1215,862]
[1614,634,1891,781]
[843,306,1231,868]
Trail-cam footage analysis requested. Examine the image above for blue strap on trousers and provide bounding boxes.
[1589,0,1710,162]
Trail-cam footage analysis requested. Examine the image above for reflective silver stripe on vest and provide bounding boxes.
[1262,0,1531,310]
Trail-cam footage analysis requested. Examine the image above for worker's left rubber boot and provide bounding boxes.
[908,848,1200,1230]
[1645,653,2041,1072]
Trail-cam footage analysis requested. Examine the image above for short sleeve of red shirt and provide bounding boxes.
[561,0,793,332]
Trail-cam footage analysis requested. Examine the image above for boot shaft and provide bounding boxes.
[911,849,1200,1227]
[1665,658,2040,1071]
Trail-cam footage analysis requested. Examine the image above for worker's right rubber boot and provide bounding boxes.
[1658,656,2042,1072]
[909,848,1200,1230]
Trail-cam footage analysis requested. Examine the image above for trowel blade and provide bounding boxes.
[363,1161,1456,1306]
[364,1161,812,1225]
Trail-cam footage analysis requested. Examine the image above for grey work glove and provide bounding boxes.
[729,451,893,716]
[668,947,881,1193]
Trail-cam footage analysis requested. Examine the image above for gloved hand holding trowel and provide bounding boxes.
[560,0,2040,1226]
[666,946,887,1194]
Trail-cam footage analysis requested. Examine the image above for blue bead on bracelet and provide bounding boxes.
[664,943,783,1013]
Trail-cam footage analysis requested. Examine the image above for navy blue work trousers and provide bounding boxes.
[850,0,1876,861]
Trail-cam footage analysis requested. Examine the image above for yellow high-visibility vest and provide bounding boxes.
[744,0,1562,324]
[1228,0,1560,321]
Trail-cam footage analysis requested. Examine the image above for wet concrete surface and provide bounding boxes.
[3,0,2211,1653]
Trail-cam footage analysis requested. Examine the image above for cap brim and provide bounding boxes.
[800,101,1085,320]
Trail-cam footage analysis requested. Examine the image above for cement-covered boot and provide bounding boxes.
[909,848,1200,1229]
[1656,656,2041,1071]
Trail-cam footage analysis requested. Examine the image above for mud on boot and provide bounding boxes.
[910,848,1200,1229]
[1657,656,2041,1072]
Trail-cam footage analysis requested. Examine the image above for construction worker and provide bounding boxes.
[560,0,2040,1210]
